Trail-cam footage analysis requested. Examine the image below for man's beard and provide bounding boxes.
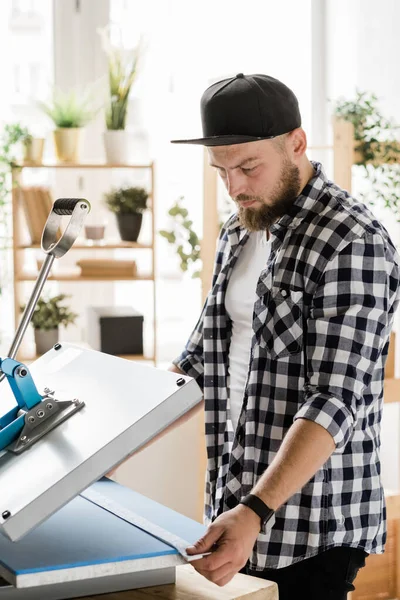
[236,159,301,232]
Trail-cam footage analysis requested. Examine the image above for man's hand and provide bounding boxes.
[186,504,260,587]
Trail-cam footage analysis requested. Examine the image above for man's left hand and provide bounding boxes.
[186,504,261,587]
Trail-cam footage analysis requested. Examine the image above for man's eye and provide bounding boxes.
[242,166,257,174]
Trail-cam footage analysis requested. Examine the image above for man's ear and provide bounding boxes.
[287,128,307,160]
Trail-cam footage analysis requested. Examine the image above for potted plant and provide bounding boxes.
[39,88,98,163]
[22,133,45,165]
[159,195,234,278]
[98,26,141,164]
[21,294,77,355]
[0,123,32,259]
[0,122,43,167]
[105,186,148,242]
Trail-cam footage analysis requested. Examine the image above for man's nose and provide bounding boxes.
[225,171,247,198]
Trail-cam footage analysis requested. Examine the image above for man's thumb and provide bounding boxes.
[186,526,222,554]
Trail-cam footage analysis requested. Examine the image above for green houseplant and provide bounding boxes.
[39,88,98,162]
[334,90,400,220]
[159,197,202,278]
[21,294,77,355]
[0,123,32,301]
[98,26,141,163]
[0,123,31,254]
[0,122,31,205]
[22,134,45,165]
[159,195,234,278]
[105,186,148,242]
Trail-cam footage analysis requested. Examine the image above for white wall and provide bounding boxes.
[326,0,400,118]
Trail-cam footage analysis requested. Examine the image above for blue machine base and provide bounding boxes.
[0,478,206,591]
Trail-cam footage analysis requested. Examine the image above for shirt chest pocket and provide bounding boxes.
[258,287,304,360]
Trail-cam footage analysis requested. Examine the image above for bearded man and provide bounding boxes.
[169,73,400,600]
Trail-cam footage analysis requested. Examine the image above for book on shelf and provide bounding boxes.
[20,186,55,244]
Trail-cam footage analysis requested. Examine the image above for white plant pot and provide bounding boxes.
[103,130,130,164]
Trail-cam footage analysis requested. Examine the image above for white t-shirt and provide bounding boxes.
[225,231,272,430]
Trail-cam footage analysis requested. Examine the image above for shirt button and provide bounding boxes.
[281,289,288,297]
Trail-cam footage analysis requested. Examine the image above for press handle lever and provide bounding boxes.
[53,198,85,216]
[42,198,91,257]
[2,198,91,369]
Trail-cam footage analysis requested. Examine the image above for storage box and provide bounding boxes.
[87,306,144,356]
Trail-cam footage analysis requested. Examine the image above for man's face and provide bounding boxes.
[208,138,301,231]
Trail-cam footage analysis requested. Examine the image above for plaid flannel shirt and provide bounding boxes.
[173,162,400,570]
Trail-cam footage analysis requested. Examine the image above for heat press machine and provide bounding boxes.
[0,199,205,599]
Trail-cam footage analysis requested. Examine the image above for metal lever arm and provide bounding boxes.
[6,198,91,362]
[42,198,91,258]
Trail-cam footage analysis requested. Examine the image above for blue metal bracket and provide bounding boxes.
[0,355,85,454]
[0,358,43,451]
[1,358,42,410]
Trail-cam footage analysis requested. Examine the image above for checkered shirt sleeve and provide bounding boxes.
[295,232,399,451]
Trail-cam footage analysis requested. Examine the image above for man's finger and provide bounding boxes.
[186,525,223,554]
[214,572,236,587]
[189,541,233,572]
[196,561,234,585]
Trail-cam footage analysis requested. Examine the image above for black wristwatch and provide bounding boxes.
[239,494,275,530]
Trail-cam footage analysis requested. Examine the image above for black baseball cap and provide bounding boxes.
[171,73,301,146]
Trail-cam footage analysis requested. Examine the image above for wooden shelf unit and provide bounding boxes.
[11,161,157,364]
[202,118,400,599]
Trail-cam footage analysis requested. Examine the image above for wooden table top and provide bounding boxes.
[83,564,278,600]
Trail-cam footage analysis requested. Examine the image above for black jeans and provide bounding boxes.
[244,547,368,600]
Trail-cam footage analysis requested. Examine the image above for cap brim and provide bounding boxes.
[170,134,274,146]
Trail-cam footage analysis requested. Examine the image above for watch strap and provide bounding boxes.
[239,494,274,530]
